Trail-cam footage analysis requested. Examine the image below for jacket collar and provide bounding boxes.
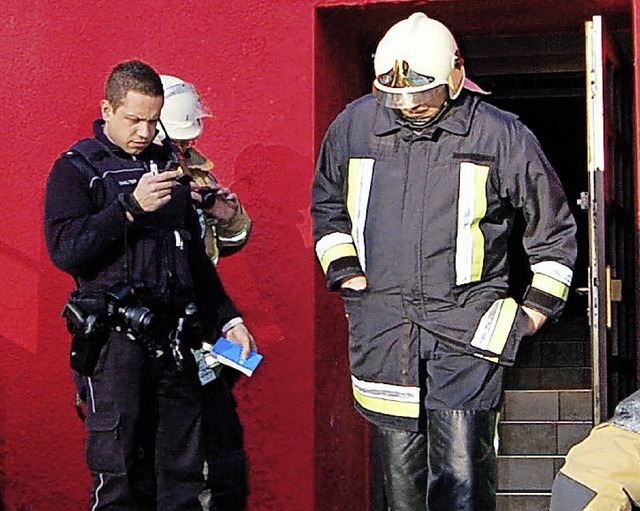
[373,90,480,138]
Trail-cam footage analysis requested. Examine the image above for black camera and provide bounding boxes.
[197,188,216,209]
[105,283,157,333]
[174,172,216,210]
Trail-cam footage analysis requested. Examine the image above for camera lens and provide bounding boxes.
[120,305,156,333]
[199,190,216,209]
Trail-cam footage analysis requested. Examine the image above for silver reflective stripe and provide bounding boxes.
[347,158,375,272]
[455,162,489,285]
[315,232,354,261]
[470,298,519,355]
[351,375,421,418]
[218,230,249,243]
[531,261,573,286]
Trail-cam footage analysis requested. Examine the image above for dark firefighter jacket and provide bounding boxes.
[311,90,577,429]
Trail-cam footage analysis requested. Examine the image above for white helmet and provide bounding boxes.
[372,13,465,109]
[158,75,210,141]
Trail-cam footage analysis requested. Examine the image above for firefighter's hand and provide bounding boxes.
[521,305,547,336]
[341,275,368,291]
[225,322,257,361]
[191,181,239,220]
[133,169,181,212]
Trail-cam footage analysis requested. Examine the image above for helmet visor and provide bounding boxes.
[372,83,448,110]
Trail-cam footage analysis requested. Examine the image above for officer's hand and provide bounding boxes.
[191,181,239,220]
[225,323,257,361]
[133,169,182,212]
[341,275,368,291]
[521,305,547,336]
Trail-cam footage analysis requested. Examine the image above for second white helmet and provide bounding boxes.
[159,75,211,141]
[373,13,465,109]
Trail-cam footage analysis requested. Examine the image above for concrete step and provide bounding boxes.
[497,492,551,511]
[498,455,565,492]
[499,420,592,455]
[502,389,593,421]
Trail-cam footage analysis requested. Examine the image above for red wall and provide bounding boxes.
[1,1,322,509]
[1,0,636,509]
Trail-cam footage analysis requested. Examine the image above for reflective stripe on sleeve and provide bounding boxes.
[531,261,573,286]
[218,229,249,244]
[470,298,519,355]
[531,273,570,301]
[351,375,420,418]
[347,158,375,272]
[315,232,358,273]
[455,162,489,285]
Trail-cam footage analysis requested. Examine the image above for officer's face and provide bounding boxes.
[101,91,164,155]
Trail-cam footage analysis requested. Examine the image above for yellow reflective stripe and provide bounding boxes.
[485,299,519,355]
[319,243,357,273]
[473,353,500,364]
[456,162,489,285]
[352,383,420,418]
[346,158,374,272]
[346,159,360,223]
[471,298,519,355]
[531,273,569,300]
[470,166,489,281]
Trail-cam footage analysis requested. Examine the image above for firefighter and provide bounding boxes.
[551,390,640,511]
[158,74,251,265]
[311,13,577,510]
[158,75,251,511]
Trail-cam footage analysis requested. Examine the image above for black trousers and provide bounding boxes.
[375,326,504,511]
[79,332,204,511]
[202,372,249,511]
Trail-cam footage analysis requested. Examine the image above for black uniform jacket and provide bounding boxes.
[44,120,239,335]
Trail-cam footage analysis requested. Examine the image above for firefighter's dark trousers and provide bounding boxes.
[375,329,504,511]
[203,373,249,511]
[80,332,204,511]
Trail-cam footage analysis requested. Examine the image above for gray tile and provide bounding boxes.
[557,423,592,454]
[503,391,559,421]
[506,368,541,390]
[559,390,593,420]
[515,340,542,367]
[498,457,558,491]
[540,341,588,367]
[497,494,551,511]
[499,423,556,455]
[539,368,589,390]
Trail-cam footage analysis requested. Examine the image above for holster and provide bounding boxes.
[63,292,109,377]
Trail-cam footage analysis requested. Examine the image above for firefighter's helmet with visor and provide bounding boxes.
[373,13,465,110]
[158,75,211,141]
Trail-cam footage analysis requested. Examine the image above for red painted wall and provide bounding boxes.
[1,0,636,509]
[1,1,320,509]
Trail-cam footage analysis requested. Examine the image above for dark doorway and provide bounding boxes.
[473,72,591,391]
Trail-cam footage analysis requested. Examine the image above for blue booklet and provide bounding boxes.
[212,337,263,377]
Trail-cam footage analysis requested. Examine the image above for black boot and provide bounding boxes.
[375,426,428,511]
[426,409,498,511]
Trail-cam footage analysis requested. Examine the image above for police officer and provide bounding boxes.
[44,60,254,510]
[158,74,252,511]
[311,13,577,511]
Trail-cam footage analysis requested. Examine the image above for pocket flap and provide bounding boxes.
[85,411,120,432]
